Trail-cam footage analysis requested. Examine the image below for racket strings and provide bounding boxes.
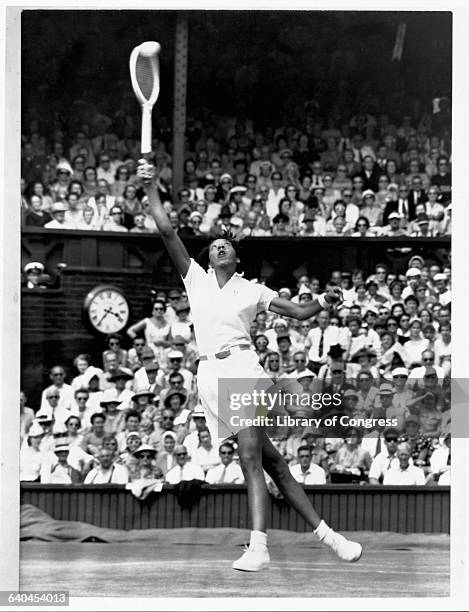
[135,55,155,101]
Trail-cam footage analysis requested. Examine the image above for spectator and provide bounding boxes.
[20,391,35,443]
[368,427,401,484]
[127,300,171,364]
[24,194,52,227]
[188,429,220,474]
[165,444,205,484]
[305,310,341,374]
[289,445,327,485]
[81,412,107,456]
[41,441,82,484]
[83,447,129,484]
[102,204,128,232]
[383,442,425,485]
[205,442,245,484]
[44,202,74,230]
[155,431,178,477]
[329,428,371,481]
[429,433,451,485]
[20,421,45,482]
[132,444,163,481]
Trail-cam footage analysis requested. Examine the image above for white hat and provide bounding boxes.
[296,369,316,380]
[273,318,288,328]
[167,350,184,360]
[189,211,203,221]
[220,173,233,183]
[388,212,402,220]
[56,161,73,174]
[278,287,292,297]
[362,189,376,198]
[81,366,103,387]
[433,273,447,282]
[100,387,121,406]
[131,386,155,403]
[133,443,157,457]
[27,422,45,437]
[54,442,70,453]
[24,261,45,273]
[392,367,409,377]
[192,405,206,418]
[230,186,247,194]
[298,285,312,296]
[51,202,68,213]
[229,217,243,228]
[406,267,421,277]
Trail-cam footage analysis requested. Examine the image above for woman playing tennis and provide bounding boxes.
[137,160,362,571]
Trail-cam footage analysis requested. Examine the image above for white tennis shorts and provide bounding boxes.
[196,349,274,445]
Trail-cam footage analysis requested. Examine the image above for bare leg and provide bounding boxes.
[261,429,321,529]
[237,426,268,532]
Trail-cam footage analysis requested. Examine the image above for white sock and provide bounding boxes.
[314,520,332,542]
[250,530,268,548]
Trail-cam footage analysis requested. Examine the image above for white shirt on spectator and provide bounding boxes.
[84,463,129,484]
[429,445,450,475]
[289,462,326,485]
[305,326,341,364]
[165,462,205,484]
[44,219,75,230]
[266,188,285,220]
[205,462,245,484]
[383,464,425,485]
[369,451,400,481]
[40,384,74,413]
[190,445,221,473]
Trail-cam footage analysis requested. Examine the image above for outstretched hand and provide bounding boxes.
[325,286,343,306]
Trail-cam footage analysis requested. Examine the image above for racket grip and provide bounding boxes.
[141,104,153,154]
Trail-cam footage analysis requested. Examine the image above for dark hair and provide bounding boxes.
[125,410,141,423]
[90,412,106,424]
[152,299,167,313]
[355,216,370,230]
[196,230,244,271]
[272,213,289,224]
[297,445,311,455]
[219,441,235,453]
[344,426,362,441]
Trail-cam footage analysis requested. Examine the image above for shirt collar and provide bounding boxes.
[207,267,244,279]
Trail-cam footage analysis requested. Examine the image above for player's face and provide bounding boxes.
[208,239,238,269]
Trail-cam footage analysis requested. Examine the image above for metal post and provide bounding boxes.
[172,15,188,203]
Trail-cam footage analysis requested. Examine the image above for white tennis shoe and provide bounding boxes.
[324,530,362,562]
[232,544,270,571]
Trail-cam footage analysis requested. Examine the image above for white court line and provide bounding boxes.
[20,560,449,576]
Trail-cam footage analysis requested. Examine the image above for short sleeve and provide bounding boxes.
[257,284,278,313]
[181,258,207,294]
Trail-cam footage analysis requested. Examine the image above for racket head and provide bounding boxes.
[129,42,160,107]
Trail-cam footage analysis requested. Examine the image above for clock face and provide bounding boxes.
[84,286,130,334]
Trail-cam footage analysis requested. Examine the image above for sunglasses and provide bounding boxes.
[76,397,88,401]
[48,395,60,399]
[163,416,175,421]
[385,437,398,443]
[295,358,306,363]
[153,308,164,312]
[175,452,187,457]
[109,341,120,346]
[357,224,367,228]
[422,358,433,363]
[52,372,64,377]
[393,375,407,379]
[139,453,154,459]
[220,451,234,456]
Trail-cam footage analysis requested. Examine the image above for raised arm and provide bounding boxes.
[269,286,343,321]
[137,160,191,277]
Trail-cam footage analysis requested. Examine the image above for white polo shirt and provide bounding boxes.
[205,462,245,484]
[165,462,205,484]
[182,259,277,355]
[383,465,426,485]
[289,462,326,485]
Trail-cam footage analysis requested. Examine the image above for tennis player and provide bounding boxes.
[138,160,362,571]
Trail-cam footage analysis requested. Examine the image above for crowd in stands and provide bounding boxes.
[21,105,451,237]
[20,251,451,488]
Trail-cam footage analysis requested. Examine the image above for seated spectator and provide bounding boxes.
[329,427,371,482]
[379,212,407,237]
[102,334,128,370]
[102,204,128,232]
[368,427,402,484]
[83,447,129,484]
[205,442,245,484]
[351,216,375,237]
[40,365,74,413]
[131,444,163,481]
[44,202,74,229]
[429,433,451,485]
[190,429,220,474]
[289,445,327,485]
[165,444,205,484]
[383,442,425,485]
[271,213,293,236]
[375,382,408,431]
[41,441,82,484]
[20,390,35,444]
[24,194,52,227]
[81,412,107,456]
[155,431,178,477]
[118,431,142,478]
[20,421,45,482]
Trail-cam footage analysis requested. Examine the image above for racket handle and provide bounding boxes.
[141,104,153,154]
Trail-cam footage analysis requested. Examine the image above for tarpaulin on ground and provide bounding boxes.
[20,504,449,548]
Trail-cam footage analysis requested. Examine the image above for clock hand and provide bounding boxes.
[105,308,124,322]
[96,310,111,327]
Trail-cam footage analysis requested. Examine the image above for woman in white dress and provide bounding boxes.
[127,300,171,363]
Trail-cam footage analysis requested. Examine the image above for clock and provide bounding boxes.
[83,285,130,334]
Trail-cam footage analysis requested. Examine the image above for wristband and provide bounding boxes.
[318,293,331,310]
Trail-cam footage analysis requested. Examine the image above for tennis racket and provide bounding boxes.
[129,41,161,155]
